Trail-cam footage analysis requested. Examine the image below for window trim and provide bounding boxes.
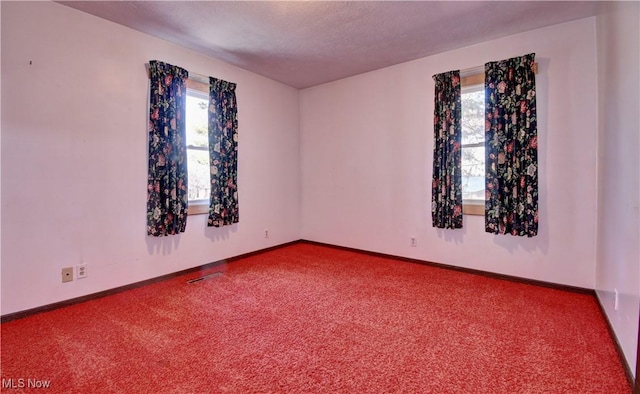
[186,78,208,93]
[462,202,484,216]
[188,202,209,215]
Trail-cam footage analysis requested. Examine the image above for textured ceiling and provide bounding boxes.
[58,1,602,89]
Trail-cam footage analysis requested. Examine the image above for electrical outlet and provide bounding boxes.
[77,264,88,279]
[264,229,269,238]
[614,289,619,310]
[61,267,73,283]
[410,237,417,247]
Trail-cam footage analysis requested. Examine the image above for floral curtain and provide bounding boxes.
[432,71,463,229]
[208,77,239,227]
[147,60,189,236]
[484,53,538,237]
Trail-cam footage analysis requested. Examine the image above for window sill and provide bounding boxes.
[463,201,484,216]
[188,202,209,216]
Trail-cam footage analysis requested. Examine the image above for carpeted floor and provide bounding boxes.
[1,243,630,393]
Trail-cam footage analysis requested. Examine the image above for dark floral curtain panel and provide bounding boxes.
[208,77,239,227]
[147,60,189,236]
[485,53,538,237]
[432,71,463,229]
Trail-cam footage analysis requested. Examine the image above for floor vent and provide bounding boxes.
[187,272,222,284]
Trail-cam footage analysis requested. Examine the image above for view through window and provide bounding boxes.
[461,84,485,203]
[186,89,210,202]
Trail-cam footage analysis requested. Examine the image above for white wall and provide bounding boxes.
[301,18,598,289]
[2,0,636,376]
[596,1,640,377]
[1,2,301,315]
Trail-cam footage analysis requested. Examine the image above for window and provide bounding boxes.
[185,81,210,215]
[461,82,485,215]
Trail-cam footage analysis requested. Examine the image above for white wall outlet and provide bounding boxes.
[614,288,619,310]
[77,264,88,279]
[410,237,417,247]
[61,267,73,283]
[264,229,269,238]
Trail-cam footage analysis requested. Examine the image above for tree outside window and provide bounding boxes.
[186,90,211,202]
[461,85,485,203]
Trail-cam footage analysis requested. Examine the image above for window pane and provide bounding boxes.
[186,88,211,203]
[461,146,485,201]
[187,149,210,201]
[462,86,485,203]
[186,90,208,148]
[461,88,484,145]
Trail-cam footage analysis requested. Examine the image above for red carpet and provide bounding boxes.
[1,243,630,393]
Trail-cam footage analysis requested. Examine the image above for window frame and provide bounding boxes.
[460,77,485,216]
[460,62,538,216]
[458,63,537,216]
[185,79,210,216]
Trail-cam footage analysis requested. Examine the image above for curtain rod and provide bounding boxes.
[144,63,211,85]
[460,62,539,77]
